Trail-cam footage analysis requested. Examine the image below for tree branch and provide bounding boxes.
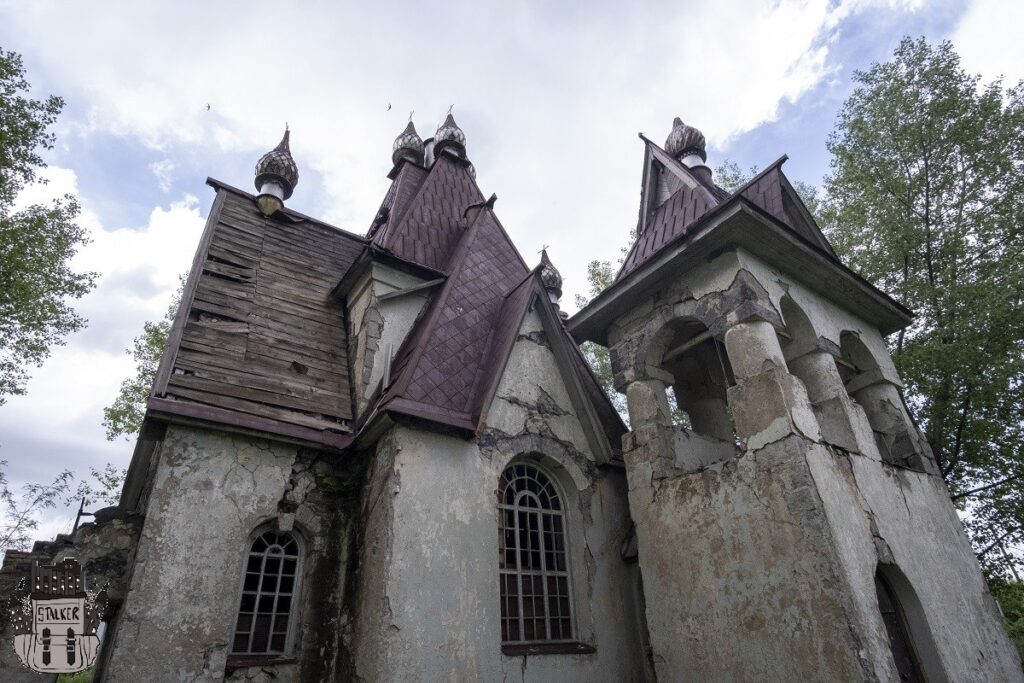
[952,473,1024,501]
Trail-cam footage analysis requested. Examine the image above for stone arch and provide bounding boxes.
[490,434,590,492]
[779,295,819,357]
[839,332,928,469]
[874,563,947,683]
[643,315,736,443]
[779,296,843,405]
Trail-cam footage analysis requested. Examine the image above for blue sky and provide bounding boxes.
[0,0,1020,538]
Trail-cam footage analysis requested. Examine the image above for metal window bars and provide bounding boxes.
[232,531,300,655]
[498,462,574,644]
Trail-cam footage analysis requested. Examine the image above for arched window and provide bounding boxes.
[231,530,302,656]
[498,462,573,644]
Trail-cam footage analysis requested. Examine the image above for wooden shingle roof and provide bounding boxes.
[150,180,365,447]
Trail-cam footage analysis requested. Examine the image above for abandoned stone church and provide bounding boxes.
[5,114,1022,682]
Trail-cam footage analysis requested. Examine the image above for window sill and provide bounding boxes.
[225,655,297,671]
[502,642,596,657]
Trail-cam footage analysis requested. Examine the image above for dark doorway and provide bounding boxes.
[876,572,926,682]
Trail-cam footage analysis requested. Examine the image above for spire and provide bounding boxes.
[664,117,707,165]
[539,248,563,302]
[254,128,299,216]
[434,111,467,159]
[392,120,425,166]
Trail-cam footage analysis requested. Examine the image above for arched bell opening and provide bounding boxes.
[653,318,737,445]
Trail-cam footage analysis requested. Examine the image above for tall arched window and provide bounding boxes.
[498,462,573,644]
[231,530,302,657]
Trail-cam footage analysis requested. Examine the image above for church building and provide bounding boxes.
[6,114,1021,682]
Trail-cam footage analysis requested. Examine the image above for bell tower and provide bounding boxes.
[569,119,1021,681]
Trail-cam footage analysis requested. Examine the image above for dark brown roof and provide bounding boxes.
[152,180,365,438]
[375,207,529,426]
[371,154,484,271]
[616,139,836,282]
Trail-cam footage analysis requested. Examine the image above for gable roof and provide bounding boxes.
[370,154,485,272]
[149,179,365,448]
[368,206,529,430]
[616,137,837,283]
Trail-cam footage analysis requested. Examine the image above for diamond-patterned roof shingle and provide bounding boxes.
[373,155,484,272]
[615,142,836,283]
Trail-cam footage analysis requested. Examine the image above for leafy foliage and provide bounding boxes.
[574,240,631,419]
[0,460,73,557]
[66,462,125,508]
[822,38,1024,575]
[988,577,1024,661]
[103,275,184,440]
[0,47,96,404]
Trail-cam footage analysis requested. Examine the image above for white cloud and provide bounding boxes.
[149,158,175,192]
[0,165,204,498]
[952,0,1024,88]
[0,0,940,541]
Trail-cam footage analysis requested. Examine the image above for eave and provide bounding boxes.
[569,198,913,346]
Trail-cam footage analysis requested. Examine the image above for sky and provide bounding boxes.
[0,0,1021,540]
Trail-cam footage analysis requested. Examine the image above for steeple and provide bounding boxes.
[392,120,425,166]
[434,111,467,159]
[254,128,299,216]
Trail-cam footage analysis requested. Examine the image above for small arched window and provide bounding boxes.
[231,530,301,656]
[498,462,574,644]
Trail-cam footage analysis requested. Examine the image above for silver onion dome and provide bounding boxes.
[255,128,299,200]
[664,117,707,163]
[392,120,425,166]
[539,249,563,301]
[434,112,467,157]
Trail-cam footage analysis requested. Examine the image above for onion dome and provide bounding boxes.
[539,248,563,302]
[434,112,467,158]
[255,128,299,200]
[392,120,424,166]
[664,117,706,163]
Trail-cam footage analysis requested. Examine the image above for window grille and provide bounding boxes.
[498,462,573,644]
[232,530,301,656]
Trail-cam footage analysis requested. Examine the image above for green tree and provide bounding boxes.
[575,259,626,417]
[822,37,1024,575]
[102,275,184,440]
[0,460,73,557]
[0,48,96,404]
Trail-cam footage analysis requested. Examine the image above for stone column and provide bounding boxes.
[850,380,936,473]
[788,348,878,456]
[723,319,821,450]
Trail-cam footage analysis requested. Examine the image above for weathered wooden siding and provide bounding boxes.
[161,184,364,433]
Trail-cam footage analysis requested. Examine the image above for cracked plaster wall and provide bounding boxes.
[348,262,432,417]
[102,425,351,683]
[609,249,1021,681]
[350,309,649,682]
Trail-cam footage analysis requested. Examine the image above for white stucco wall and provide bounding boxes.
[351,309,648,681]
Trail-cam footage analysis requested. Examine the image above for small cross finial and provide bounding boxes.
[408,110,414,122]
[447,104,454,116]
[539,244,549,254]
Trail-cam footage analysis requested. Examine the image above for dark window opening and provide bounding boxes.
[232,530,300,656]
[659,319,736,443]
[498,462,574,645]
